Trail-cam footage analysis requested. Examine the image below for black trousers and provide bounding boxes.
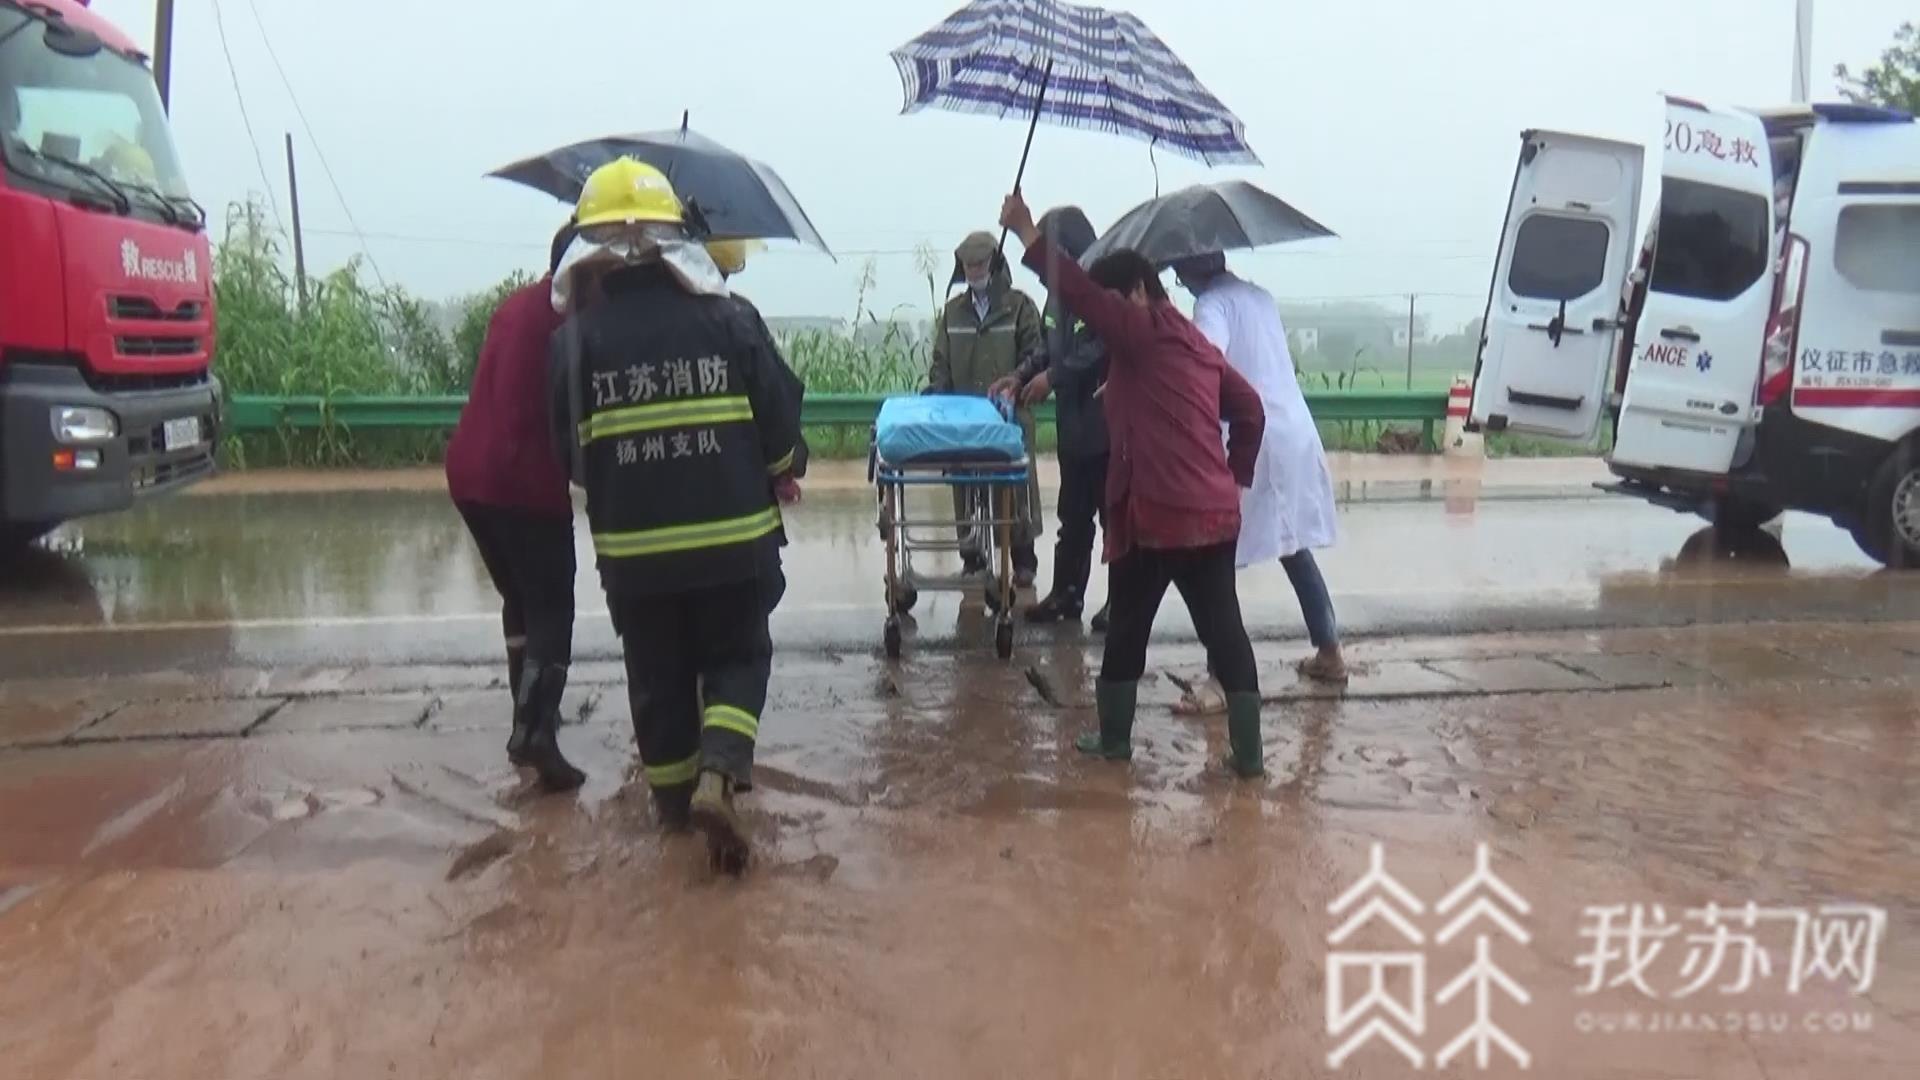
[1100,541,1257,693]
[1050,453,1108,601]
[612,571,784,792]
[456,502,576,666]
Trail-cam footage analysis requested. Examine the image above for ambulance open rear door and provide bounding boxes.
[1468,131,1644,445]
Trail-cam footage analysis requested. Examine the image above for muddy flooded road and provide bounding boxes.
[2,467,1916,1076]
[2,614,1915,1078]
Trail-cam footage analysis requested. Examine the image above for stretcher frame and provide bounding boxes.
[869,444,1032,661]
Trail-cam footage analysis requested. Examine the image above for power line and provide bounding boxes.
[244,0,387,291]
[302,228,940,257]
[207,0,282,231]
[304,227,1491,265]
[306,227,546,250]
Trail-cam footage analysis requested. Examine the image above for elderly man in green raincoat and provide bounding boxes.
[928,230,1046,586]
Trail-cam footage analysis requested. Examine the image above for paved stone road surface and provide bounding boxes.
[1,618,1914,1079]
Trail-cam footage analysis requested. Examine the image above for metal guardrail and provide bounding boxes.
[225,390,1450,446]
[225,395,466,432]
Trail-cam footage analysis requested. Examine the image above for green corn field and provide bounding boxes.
[211,200,1584,467]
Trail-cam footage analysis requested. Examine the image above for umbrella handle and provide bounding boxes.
[996,57,1054,254]
[681,198,714,241]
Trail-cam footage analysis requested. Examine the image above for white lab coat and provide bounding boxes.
[1192,275,1339,567]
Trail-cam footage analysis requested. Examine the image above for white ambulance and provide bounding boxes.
[1468,99,1920,567]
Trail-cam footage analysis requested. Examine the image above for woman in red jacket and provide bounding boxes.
[1000,192,1269,778]
[443,221,586,792]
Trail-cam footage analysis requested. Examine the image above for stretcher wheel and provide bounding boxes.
[994,619,1014,660]
[891,582,919,613]
[884,618,903,660]
[983,576,1013,611]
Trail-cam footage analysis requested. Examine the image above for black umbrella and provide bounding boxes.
[488,116,832,255]
[1078,180,1334,268]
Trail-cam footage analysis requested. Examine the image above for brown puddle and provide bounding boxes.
[0,632,1915,1078]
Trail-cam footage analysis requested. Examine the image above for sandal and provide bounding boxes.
[1296,653,1350,683]
[1169,674,1228,716]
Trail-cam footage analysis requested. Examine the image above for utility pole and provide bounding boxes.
[1405,294,1417,389]
[285,134,309,312]
[1791,0,1813,104]
[153,0,176,111]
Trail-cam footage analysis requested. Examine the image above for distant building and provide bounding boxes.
[1278,301,1428,365]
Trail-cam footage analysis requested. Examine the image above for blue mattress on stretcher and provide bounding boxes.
[873,395,1027,465]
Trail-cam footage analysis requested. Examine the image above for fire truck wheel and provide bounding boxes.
[0,523,54,556]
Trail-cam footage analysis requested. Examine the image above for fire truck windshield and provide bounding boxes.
[1,7,193,211]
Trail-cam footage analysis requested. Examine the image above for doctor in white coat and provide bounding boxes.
[1173,254,1346,710]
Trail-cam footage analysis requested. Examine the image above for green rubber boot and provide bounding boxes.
[1223,692,1266,778]
[1075,680,1136,761]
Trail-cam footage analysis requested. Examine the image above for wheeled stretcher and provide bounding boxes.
[868,395,1033,660]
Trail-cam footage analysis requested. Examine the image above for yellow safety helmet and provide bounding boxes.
[575,157,683,229]
[98,138,157,183]
[705,238,763,276]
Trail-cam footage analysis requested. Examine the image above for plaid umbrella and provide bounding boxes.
[889,0,1258,172]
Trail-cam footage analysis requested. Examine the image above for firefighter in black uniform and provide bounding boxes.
[707,238,810,483]
[548,159,804,872]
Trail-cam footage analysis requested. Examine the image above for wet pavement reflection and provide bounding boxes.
[1,484,1913,677]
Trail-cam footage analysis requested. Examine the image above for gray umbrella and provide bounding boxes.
[488,118,831,255]
[1078,180,1334,268]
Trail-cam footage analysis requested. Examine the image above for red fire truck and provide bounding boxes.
[1,0,217,551]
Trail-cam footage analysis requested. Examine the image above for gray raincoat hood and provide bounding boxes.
[1037,206,1097,261]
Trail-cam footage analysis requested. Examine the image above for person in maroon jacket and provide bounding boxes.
[1000,191,1270,778]
[443,221,586,792]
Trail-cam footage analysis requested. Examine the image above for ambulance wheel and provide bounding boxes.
[994,619,1014,660]
[884,618,903,660]
[1856,444,1920,569]
[1702,496,1781,534]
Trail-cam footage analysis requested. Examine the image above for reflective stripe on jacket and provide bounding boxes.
[549,264,803,597]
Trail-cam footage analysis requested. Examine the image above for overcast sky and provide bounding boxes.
[91,0,1912,329]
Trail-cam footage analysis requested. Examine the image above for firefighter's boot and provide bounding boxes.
[653,783,693,833]
[690,770,749,874]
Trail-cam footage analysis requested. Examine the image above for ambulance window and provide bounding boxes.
[1834,203,1920,294]
[1507,214,1610,300]
[1648,178,1768,301]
